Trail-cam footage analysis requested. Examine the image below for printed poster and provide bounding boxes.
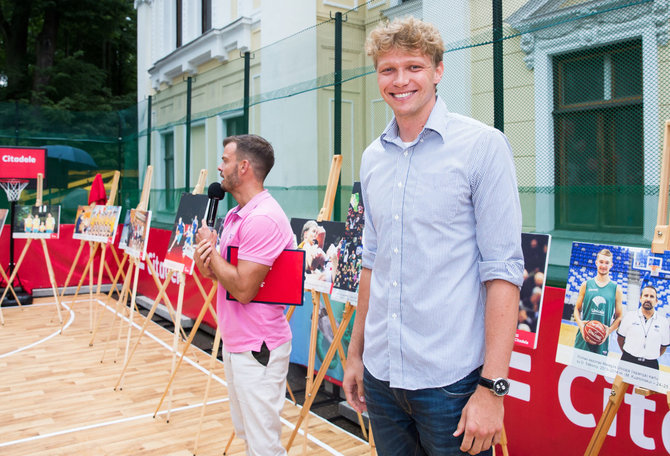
[12,205,60,239]
[556,242,670,393]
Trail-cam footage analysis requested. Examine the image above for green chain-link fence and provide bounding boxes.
[1,0,667,284]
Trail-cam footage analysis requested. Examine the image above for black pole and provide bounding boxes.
[493,0,504,132]
[9,201,16,276]
[185,76,192,190]
[14,101,19,145]
[333,12,343,221]
[147,95,152,167]
[117,111,124,198]
[243,51,250,134]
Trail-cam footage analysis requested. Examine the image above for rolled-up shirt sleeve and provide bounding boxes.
[471,129,524,288]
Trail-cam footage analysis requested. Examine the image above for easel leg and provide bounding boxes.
[40,239,63,326]
[153,282,218,417]
[0,238,32,325]
[88,242,95,331]
[193,326,222,455]
[121,259,141,367]
[166,272,186,422]
[59,241,85,300]
[286,303,355,451]
[0,265,22,312]
[145,260,192,346]
[585,375,628,455]
[114,271,174,390]
[107,253,128,299]
[71,243,100,308]
[99,260,134,361]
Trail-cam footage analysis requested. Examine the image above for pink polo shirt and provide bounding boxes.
[217,190,294,353]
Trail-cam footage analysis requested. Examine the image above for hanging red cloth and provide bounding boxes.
[88,173,107,206]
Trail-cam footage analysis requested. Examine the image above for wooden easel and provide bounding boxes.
[286,155,372,452]
[59,171,122,333]
[585,120,670,455]
[0,173,63,327]
[114,170,208,396]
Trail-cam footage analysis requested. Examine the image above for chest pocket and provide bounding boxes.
[423,170,461,224]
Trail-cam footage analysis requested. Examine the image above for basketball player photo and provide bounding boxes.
[556,242,670,393]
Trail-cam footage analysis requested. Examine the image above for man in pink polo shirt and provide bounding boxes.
[194,134,294,456]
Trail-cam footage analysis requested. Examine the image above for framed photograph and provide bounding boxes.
[12,205,60,239]
[515,233,551,349]
[290,217,345,294]
[163,193,209,274]
[124,209,152,260]
[72,205,122,244]
[556,242,670,393]
[331,182,365,305]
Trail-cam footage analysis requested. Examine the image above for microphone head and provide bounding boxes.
[208,182,226,200]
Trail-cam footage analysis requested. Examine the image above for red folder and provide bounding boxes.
[226,247,305,306]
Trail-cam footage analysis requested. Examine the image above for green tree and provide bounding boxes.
[0,0,136,110]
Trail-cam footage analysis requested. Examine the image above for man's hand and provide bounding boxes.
[453,387,504,455]
[343,355,366,413]
[194,226,218,277]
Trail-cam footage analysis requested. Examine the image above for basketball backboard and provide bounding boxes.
[0,146,46,188]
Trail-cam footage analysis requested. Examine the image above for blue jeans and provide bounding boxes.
[364,367,490,456]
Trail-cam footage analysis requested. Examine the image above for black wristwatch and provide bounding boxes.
[478,376,510,397]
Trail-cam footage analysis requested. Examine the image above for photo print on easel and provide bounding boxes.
[556,242,670,393]
[290,217,345,294]
[331,182,365,305]
[12,205,60,239]
[117,211,131,250]
[163,193,209,274]
[515,233,551,349]
[124,209,152,260]
[72,205,122,244]
[0,208,7,236]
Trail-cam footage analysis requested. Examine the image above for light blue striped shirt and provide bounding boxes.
[360,98,524,390]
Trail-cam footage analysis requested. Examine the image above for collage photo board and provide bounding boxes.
[12,205,61,239]
[72,205,122,244]
[121,209,152,260]
[163,193,209,274]
[556,242,670,393]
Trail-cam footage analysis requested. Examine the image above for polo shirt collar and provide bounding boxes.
[637,306,657,322]
[380,96,449,147]
[233,189,270,218]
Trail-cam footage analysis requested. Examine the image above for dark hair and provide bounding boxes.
[223,134,275,181]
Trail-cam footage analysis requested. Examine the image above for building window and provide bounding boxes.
[553,40,643,234]
[163,132,175,210]
[176,0,182,48]
[202,0,212,34]
[226,116,245,136]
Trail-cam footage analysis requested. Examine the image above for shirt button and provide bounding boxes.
[394,214,399,220]
[392,313,397,319]
[393,281,398,287]
[398,182,402,188]
[394,248,399,254]
[404,150,408,157]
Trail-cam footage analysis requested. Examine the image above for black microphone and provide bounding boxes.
[206,182,225,227]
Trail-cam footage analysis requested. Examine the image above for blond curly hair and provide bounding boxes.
[365,16,445,68]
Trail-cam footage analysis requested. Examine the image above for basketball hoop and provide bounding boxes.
[0,179,29,202]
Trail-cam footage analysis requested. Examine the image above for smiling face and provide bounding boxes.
[376,48,443,126]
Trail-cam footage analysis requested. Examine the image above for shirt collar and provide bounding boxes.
[380,96,449,147]
[637,306,657,321]
[232,189,270,218]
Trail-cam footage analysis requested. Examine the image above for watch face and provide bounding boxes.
[493,378,510,396]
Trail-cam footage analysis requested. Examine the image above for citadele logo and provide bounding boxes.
[2,154,37,163]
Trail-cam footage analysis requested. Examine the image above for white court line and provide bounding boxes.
[0,398,229,448]
[1,297,365,454]
[0,299,83,359]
